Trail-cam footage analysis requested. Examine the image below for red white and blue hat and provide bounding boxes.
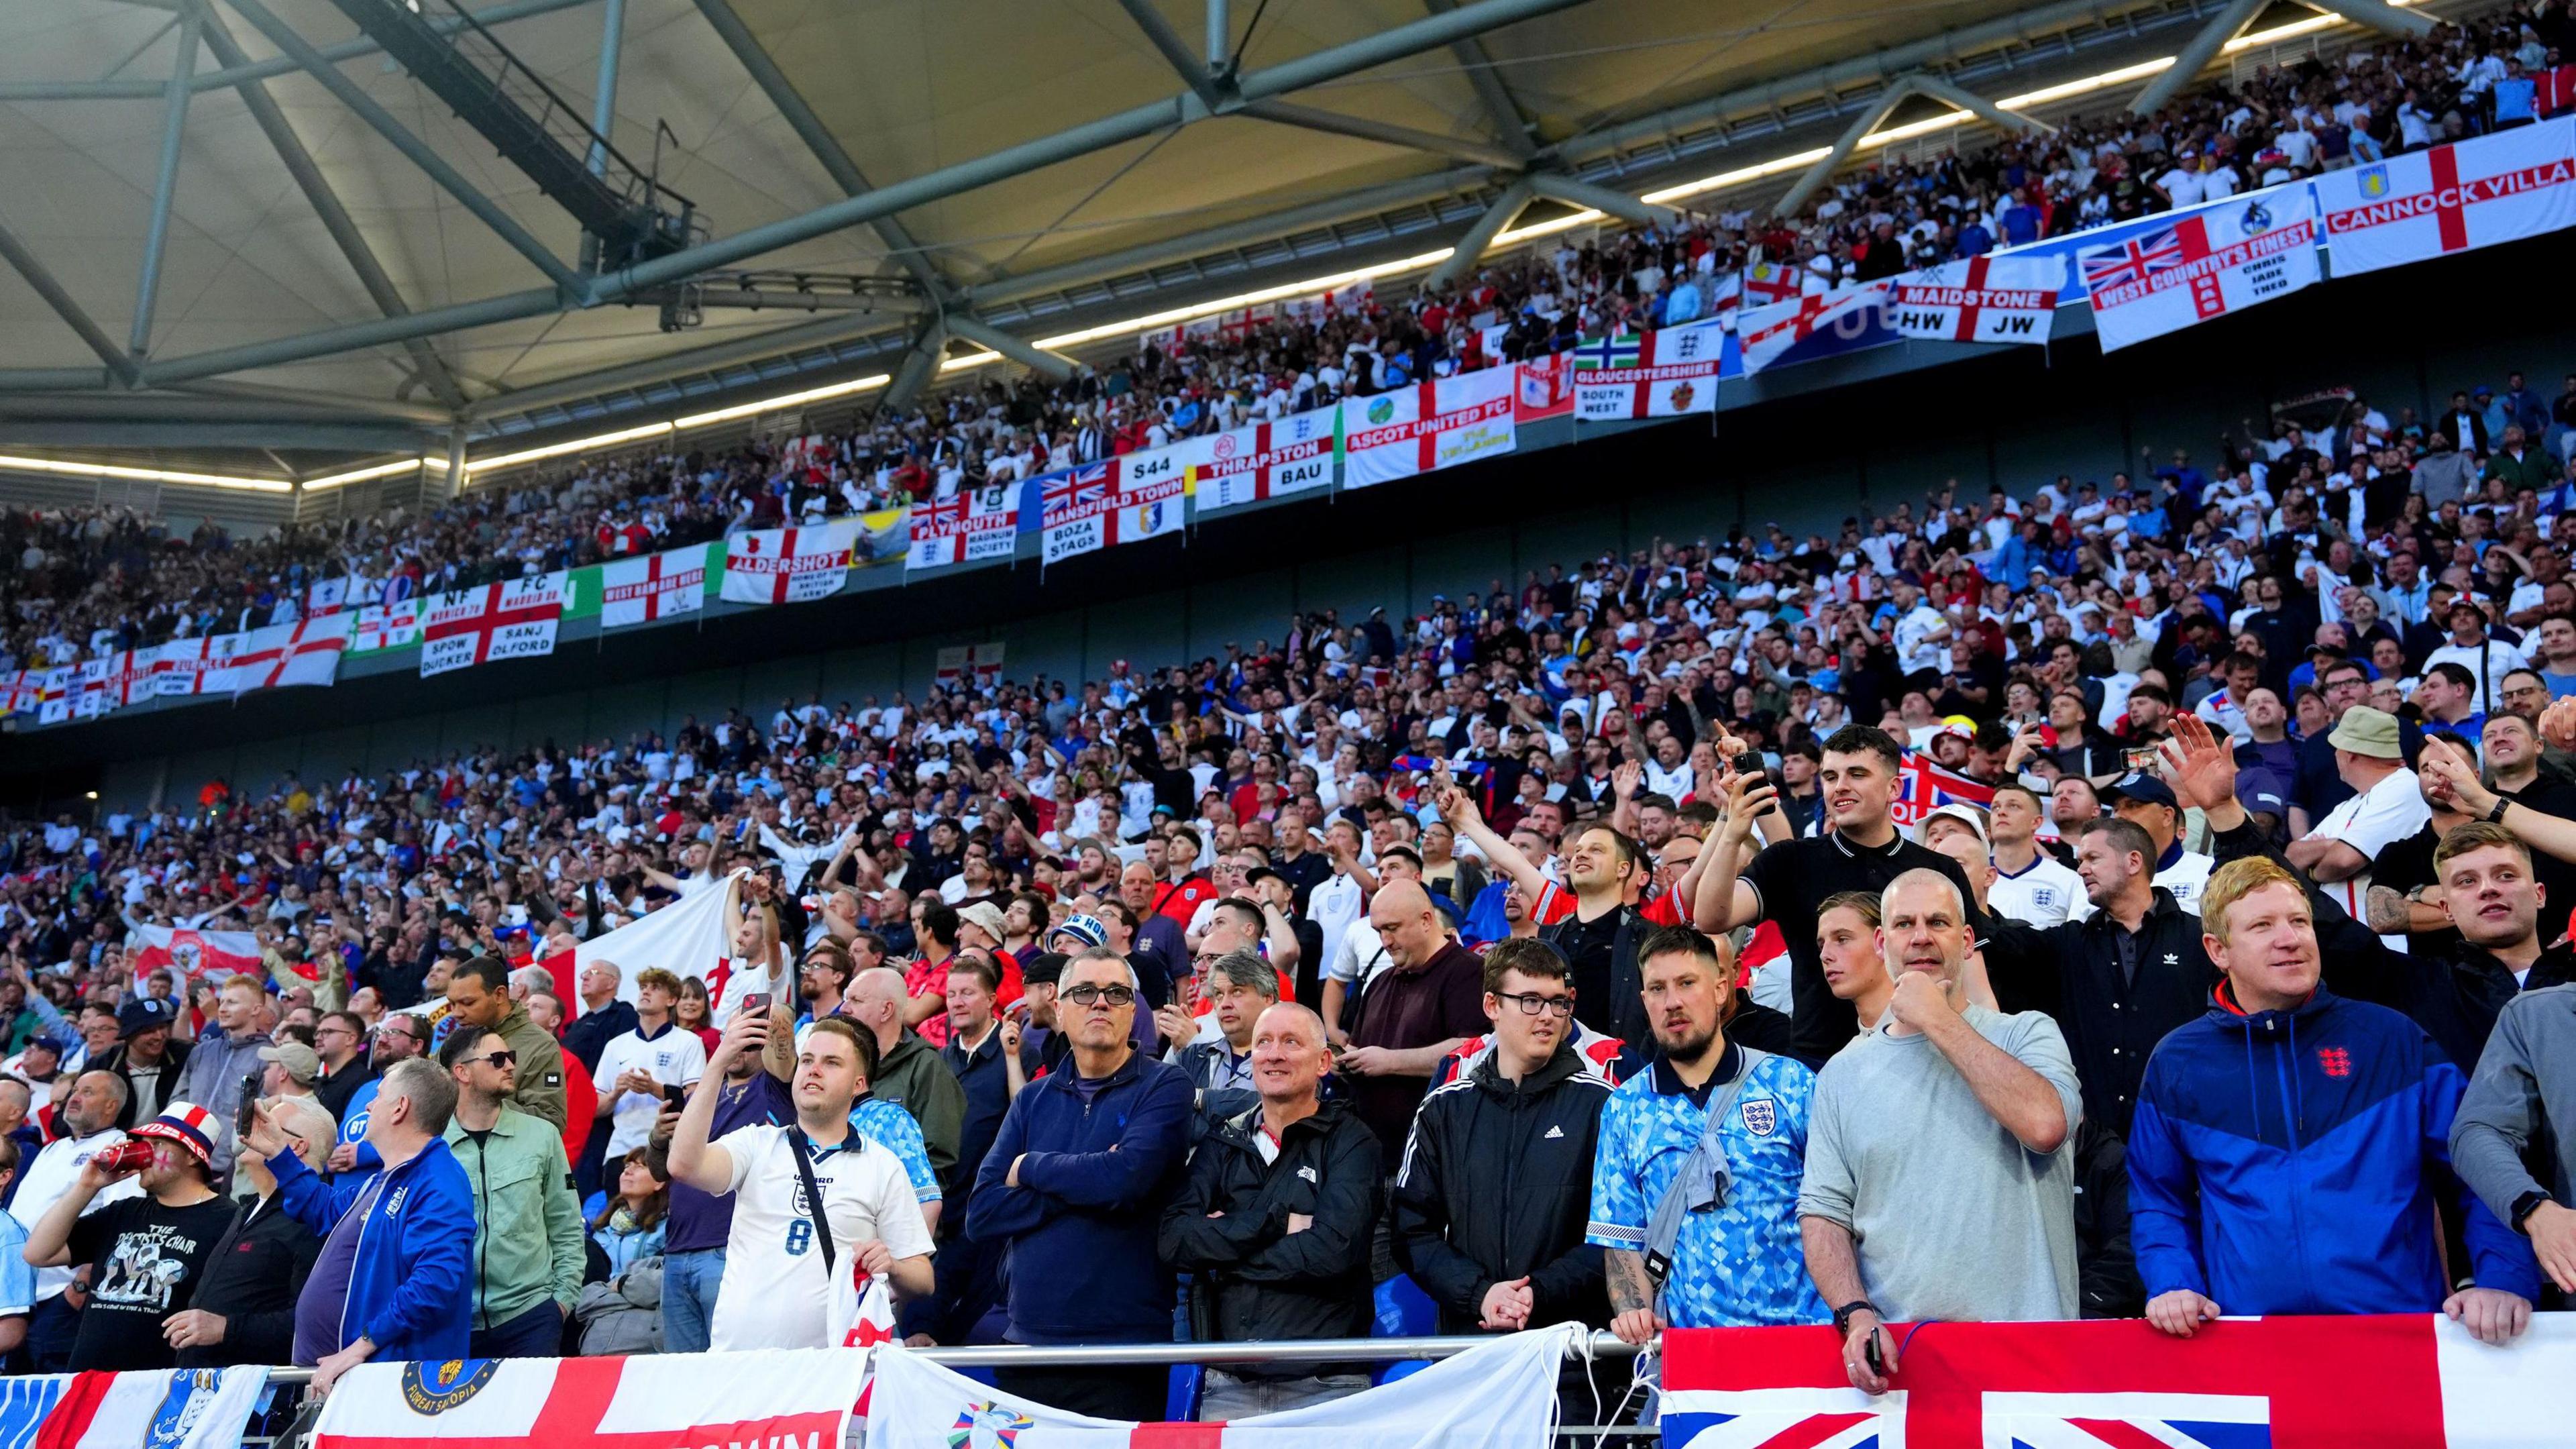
[129,1101,223,1165]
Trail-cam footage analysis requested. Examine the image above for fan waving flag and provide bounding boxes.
[1884,254,2065,344]
[542,867,745,1009]
[1736,283,1888,374]
[2079,186,2320,352]
[599,545,708,629]
[1889,751,1998,830]
[722,521,857,606]
[871,1321,1574,1449]
[1040,462,1115,565]
[1574,321,1724,420]
[1661,1313,2576,1449]
[420,574,568,678]
[1339,366,1516,488]
[311,1349,863,1449]
[32,1366,266,1449]
[2317,114,2576,277]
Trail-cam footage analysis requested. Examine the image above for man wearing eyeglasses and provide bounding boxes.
[324,1012,430,1181]
[438,1024,583,1359]
[966,947,1193,1419]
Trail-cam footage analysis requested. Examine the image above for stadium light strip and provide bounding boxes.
[32,1,2391,495]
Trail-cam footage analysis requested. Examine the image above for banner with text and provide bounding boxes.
[1340,366,1517,488]
[1882,253,2065,345]
[2080,183,2321,352]
[1169,409,1338,514]
[420,573,567,678]
[1573,320,1725,420]
[907,485,1023,572]
[722,521,858,606]
[1040,462,1114,566]
[599,544,709,629]
[2316,113,2576,278]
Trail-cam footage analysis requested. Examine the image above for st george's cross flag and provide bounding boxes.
[1735,283,1888,374]
[1658,1313,2576,1449]
[128,924,262,984]
[598,545,707,628]
[420,574,568,678]
[1882,254,2065,345]
[2316,113,2576,277]
[722,521,857,606]
[2078,186,2320,353]
[1180,410,1338,513]
[1574,321,1724,420]
[311,1349,864,1449]
[1340,366,1517,488]
[204,614,353,694]
[540,867,745,1008]
[21,1365,266,1449]
[870,1321,1574,1449]
[351,600,420,655]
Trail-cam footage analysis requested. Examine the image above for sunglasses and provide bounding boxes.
[467,1050,517,1069]
[1061,984,1138,1008]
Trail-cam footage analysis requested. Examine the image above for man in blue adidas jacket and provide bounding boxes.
[248,1056,475,1389]
[2129,857,2540,1346]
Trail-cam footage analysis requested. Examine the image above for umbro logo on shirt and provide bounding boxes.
[1544,1126,1565,1140]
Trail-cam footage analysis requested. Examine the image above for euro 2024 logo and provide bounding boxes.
[947,1401,1036,1448]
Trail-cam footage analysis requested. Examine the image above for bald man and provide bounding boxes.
[1337,881,1487,1152]
[842,967,967,1188]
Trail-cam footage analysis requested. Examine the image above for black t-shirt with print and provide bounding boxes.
[64,1191,236,1371]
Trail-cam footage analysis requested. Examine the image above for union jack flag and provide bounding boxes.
[1044,462,1111,521]
[2080,225,2189,291]
[1888,750,1996,829]
[1574,333,1644,370]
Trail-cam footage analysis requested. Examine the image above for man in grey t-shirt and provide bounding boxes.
[1798,868,2082,1395]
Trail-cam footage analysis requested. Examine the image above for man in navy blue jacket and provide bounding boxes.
[2129,857,2540,1346]
[249,1056,476,1390]
[967,947,1192,1420]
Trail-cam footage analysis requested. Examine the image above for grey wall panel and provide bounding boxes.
[1741,453,1862,541]
[1086,589,1188,682]
[1405,524,1514,615]
[1994,409,2129,502]
[362,713,443,776]
[818,643,904,707]
[586,678,675,747]
[1189,568,1297,663]
[663,665,746,736]
[742,657,827,719]
[296,724,372,785]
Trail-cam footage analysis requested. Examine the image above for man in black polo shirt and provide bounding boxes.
[1694,725,1981,1061]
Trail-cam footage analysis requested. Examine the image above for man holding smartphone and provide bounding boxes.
[594,969,708,1159]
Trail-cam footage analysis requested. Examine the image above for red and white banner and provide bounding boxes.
[311,1349,861,1449]
[722,521,857,605]
[1741,259,1804,307]
[130,924,261,982]
[148,637,223,698]
[870,1320,1572,1449]
[27,1364,266,1449]
[1040,463,1114,566]
[205,615,352,695]
[543,867,743,1006]
[1574,321,1724,420]
[1108,449,1187,546]
[2317,114,2576,277]
[600,545,707,628]
[1340,366,1516,488]
[1737,282,1887,374]
[934,642,1006,689]
[2079,185,2320,353]
[1662,1313,2576,1449]
[71,656,123,719]
[352,600,419,654]
[421,573,567,678]
[1884,254,2065,344]
[1167,410,1336,515]
[1515,352,1578,421]
[906,486,1021,572]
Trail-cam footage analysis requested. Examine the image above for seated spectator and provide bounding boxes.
[2129,857,2539,1344]
[966,948,1193,1420]
[164,1095,330,1367]
[1159,1002,1379,1418]
[441,1022,584,1357]
[665,1009,933,1351]
[248,1057,476,1391]
[1800,869,2080,1395]
[21,1102,235,1371]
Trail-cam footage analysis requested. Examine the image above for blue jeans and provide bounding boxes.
[661,1248,725,1353]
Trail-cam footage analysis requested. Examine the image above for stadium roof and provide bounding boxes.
[0,0,2425,481]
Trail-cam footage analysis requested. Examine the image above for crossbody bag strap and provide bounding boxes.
[786,1127,838,1275]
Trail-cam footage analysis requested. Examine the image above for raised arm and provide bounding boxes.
[1435,773,1540,903]
[1690,769,1770,932]
[667,1012,767,1194]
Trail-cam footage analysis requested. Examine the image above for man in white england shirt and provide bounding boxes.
[1886,582,1951,686]
[2423,598,2529,717]
[594,969,708,1157]
[1985,786,2086,928]
[667,1009,932,1350]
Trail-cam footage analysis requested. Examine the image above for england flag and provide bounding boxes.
[2316,114,2576,277]
[1572,321,1723,420]
[599,545,707,628]
[1108,449,1187,545]
[1883,254,2065,345]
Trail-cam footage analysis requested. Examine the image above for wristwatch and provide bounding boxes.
[2488,796,2513,824]
[1832,1299,1882,1336]
[2511,1188,2553,1234]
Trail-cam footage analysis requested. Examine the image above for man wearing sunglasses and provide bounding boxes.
[966,948,1193,1420]
[439,1024,584,1359]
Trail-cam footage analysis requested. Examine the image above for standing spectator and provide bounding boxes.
[1159,1002,1380,1417]
[21,1102,235,1370]
[2129,857,2538,1344]
[170,974,271,1186]
[311,1012,374,1122]
[1801,869,2081,1395]
[843,967,967,1190]
[2290,706,2430,930]
[447,955,571,1132]
[2424,599,2528,718]
[1394,937,1612,1339]
[665,1010,934,1350]
[0,1138,29,1366]
[9,1070,137,1368]
[94,998,186,1128]
[1339,881,1489,1152]
[930,953,1026,1346]
[2452,981,2576,1303]
[965,948,1193,1419]
[563,961,639,1071]
[164,1095,330,1367]
[596,969,708,1159]
[649,964,794,1353]
[1592,927,1825,1341]
[248,1057,476,1391]
[440,1023,584,1357]
[1447,782,1655,1053]
[1165,949,1275,1135]
[1986,784,2086,927]
[328,1012,428,1181]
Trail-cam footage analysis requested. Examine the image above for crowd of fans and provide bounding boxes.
[9,8,2573,686]
[2,3,2576,1419]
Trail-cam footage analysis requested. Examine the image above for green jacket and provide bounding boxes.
[445,1103,586,1330]
[873,1028,967,1188]
[494,1001,571,1132]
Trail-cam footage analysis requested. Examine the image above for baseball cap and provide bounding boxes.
[1921,804,1990,845]
[117,998,174,1038]
[1049,914,1108,951]
[130,1102,223,1167]
[2102,772,2180,812]
[2327,705,2404,760]
[258,1040,323,1085]
[1021,952,1069,988]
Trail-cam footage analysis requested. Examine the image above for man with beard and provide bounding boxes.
[325,1012,429,1179]
[1593,926,1825,1344]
